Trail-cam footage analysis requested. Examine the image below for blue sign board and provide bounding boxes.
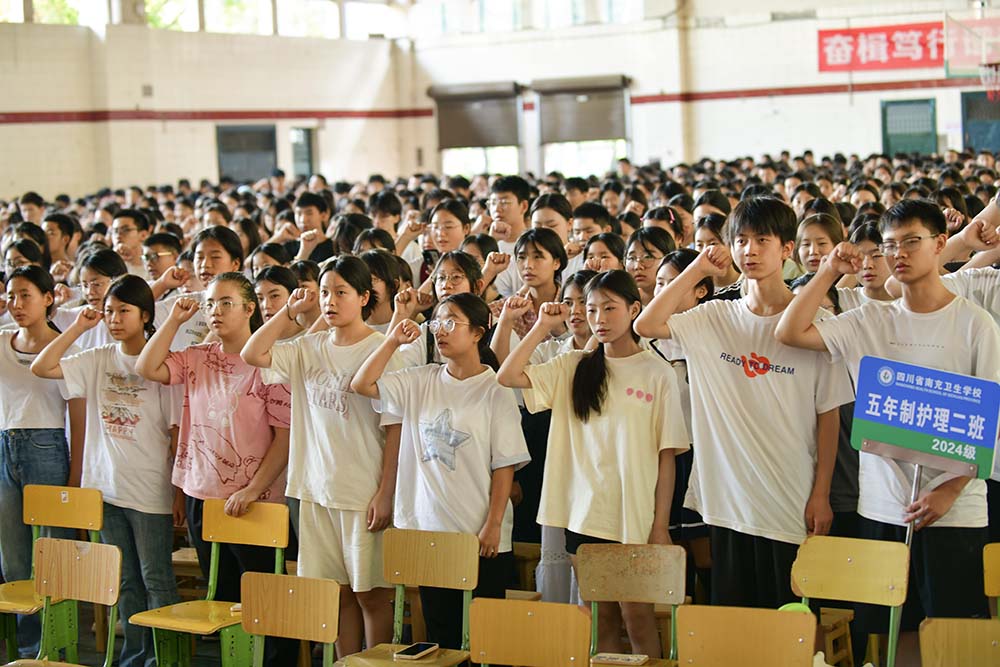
[851,356,1000,479]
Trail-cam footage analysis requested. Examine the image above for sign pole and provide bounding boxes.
[884,463,922,667]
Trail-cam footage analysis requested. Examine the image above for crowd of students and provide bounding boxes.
[1,149,999,666]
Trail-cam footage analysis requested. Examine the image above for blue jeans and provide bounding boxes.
[0,428,74,655]
[100,503,179,667]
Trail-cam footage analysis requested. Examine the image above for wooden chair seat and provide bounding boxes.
[818,608,854,667]
[919,617,1000,666]
[0,581,44,615]
[129,600,242,635]
[341,643,469,666]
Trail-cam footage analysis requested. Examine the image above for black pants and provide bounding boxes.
[419,552,517,649]
[512,408,551,544]
[709,526,798,609]
[185,497,297,665]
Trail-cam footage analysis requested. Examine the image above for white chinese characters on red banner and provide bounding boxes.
[818,22,944,71]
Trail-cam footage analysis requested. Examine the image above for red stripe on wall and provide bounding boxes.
[0,108,434,124]
[0,77,982,124]
[631,76,981,104]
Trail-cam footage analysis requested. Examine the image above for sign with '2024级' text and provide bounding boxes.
[851,356,1000,479]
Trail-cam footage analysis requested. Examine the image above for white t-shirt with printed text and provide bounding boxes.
[62,344,179,514]
[378,364,530,553]
[669,298,854,544]
[264,330,402,511]
[0,330,72,430]
[815,296,1000,528]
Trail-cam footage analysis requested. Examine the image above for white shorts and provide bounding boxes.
[298,501,389,592]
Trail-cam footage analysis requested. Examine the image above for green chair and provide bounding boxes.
[6,537,121,667]
[0,485,103,664]
[129,499,289,667]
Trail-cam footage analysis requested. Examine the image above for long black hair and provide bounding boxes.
[106,274,157,338]
[435,293,499,371]
[570,270,641,422]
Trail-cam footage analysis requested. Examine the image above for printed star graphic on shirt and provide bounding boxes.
[418,409,470,471]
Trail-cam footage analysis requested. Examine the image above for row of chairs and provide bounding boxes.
[1,485,998,666]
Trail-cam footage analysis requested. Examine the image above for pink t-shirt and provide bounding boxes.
[165,342,292,502]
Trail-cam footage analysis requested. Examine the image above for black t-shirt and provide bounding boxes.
[283,238,335,264]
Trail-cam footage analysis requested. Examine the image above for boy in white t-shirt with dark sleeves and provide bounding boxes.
[777,199,1000,664]
[635,196,854,609]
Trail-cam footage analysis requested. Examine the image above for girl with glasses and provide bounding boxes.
[625,227,675,305]
[136,272,294,665]
[241,256,400,659]
[351,292,530,650]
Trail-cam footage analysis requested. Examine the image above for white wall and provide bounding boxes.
[0,1,987,197]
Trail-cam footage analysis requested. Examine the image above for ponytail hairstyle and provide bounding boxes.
[211,272,263,332]
[7,265,59,330]
[435,292,499,371]
[319,255,376,320]
[658,249,714,302]
[643,206,684,242]
[570,270,642,422]
[106,274,157,338]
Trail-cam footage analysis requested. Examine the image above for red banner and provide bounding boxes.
[818,22,944,71]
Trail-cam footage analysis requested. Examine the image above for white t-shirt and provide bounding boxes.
[400,241,424,283]
[530,335,576,365]
[669,298,854,544]
[815,296,1000,528]
[264,330,402,511]
[941,268,1000,327]
[0,330,72,429]
[494,240,522,298]
[52,305,114,350]
[837,287,894,313]
[524,349,690,544]
[563,253,585,280]
[154,291,210,351]
[378,364,530,553]
[61,344,179,514]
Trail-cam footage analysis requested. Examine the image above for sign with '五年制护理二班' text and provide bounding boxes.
[851,356,1000,479]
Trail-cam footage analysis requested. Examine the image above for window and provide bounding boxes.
[479,0,517,33]
[145,0,199,31]
[277,0,340,38]
[204,0,273,35]
[540,0,584,29]
[600,0,642,24]
[442,147,518,178]
[32,0,80,24]
[543,140,627,178]
[410,0,444,36]
[0,0,24,22]
[343,1,404,40]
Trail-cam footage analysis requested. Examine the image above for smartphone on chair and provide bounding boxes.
[393,642,439,660]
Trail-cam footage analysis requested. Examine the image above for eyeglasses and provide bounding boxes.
[142,251,175,262]
[3,260,29,271]
[434,273,467,285]
[625,253,660,266]
[201,299,246,314]
[427,318,473,334]
[81,278,111,291]
[488,197,517,209]
[878,236,934,256]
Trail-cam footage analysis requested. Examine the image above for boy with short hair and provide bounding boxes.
[282,192,334,263]
[111,208,152,278]
[489,176,531,297]
[635,196,853,608]
[776,198,1000,663]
